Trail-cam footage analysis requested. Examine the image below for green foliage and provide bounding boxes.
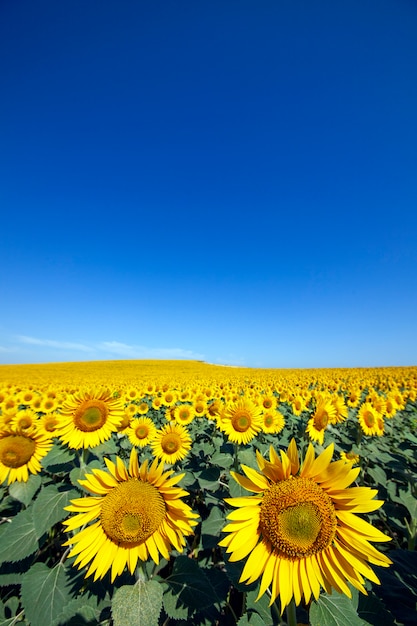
[0,508,39,564]
[21,562,71,626]
[111,580,163,626]
[0,376,416,625]
[8,475,41,507]
[309,587,368,626]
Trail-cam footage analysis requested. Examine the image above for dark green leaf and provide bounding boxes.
[8,474,42,507]
[42,444,77,474]
[164,555,216,611]
[112,580,163,626]
[210,450,233,469]
[195,466,221,490]
[201,505,225,549]
[310,589,368,626]
[21,562,71,626]
[238,613,266,626]
[32,484,79,538]
[246,586,274,625]
[357,590,396,626]
[0,508,38,564]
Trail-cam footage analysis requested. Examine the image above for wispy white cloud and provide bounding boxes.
[0,346,19,353]
[12,335,204,362]
[98,341,204,360]
[16,335,95,352]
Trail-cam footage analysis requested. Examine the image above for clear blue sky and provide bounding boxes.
[1,0,416,369]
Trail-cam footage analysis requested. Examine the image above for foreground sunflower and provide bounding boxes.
[219,439,391,613]
[57,388,125,449]
[63,448,199,581]
[0,427,53,484]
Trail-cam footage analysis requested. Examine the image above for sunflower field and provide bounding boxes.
[0,360,416,626]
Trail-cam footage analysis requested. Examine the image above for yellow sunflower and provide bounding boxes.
[261,409,285,434]
[63,448,199,581]
[305,396,337,444]
[10,410,38,434]
[340,450,360,466]
[357,403,381,436]
[38,412,61,438]
[219,439,391,613]
[218,398,263,445]
[126,417,157,447]
[151,422,192,465]
[174,404,196,425]
[0,427,53,484]
[57,388,125,449]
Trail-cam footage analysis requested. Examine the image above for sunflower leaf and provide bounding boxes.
[21,562,71,626]
[42,443,77,474]
[309,588,369,626]
[111,580,163,626]
[245,587,275,625]
[0,508,39,564]
[164,555,216,612]
[32,484,79,538]
[8,474,42,507]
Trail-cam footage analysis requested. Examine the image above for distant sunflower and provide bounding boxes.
[10,410,38,434]
[174,404,195,425]
[58,388,124,449]
[357,403,380,436]
[126,417,157,447]
[219,398,263,444]
[0,427,53,484]
[151,422,192,464]
[340,450,360,466]
[260,395,277,411]
[220,439,391,613]
[63,448,199,581]
[38,412,61,438]
[261,409,285,434]
[306,396,337,444]
[290,395,307,416]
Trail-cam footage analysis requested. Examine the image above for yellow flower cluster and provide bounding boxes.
[0,360,409,612]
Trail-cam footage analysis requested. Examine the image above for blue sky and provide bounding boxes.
[1,0,416,369]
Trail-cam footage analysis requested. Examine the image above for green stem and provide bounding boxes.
[233,443,239,471]
[135,561,147,583]
[285,598,297,626]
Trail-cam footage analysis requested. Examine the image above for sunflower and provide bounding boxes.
[305,396,337,444]
[38,412,61,437]
[192,398,208,418]
[10,410,38,433]
[0,427,53,484]
[260,395,278,411]
[262,409,285,434]
[218,398,263,445]
[174,404,195,425]
[63,448,199,581]
[57,388,125,449]
[219,439,391,613]
[357,403,381,436]
[290,395,307,416]
[126,417,157,447]
[151,422,192,465]
[340,450,360,466]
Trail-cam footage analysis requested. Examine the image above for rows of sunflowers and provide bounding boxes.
[0,360,416,626]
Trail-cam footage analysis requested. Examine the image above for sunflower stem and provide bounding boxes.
[233,443,239,471]
[80,447,90,469]
[285,598,297,626]
[135,561,147,582]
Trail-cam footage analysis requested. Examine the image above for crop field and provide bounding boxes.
[0,360,416,626]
